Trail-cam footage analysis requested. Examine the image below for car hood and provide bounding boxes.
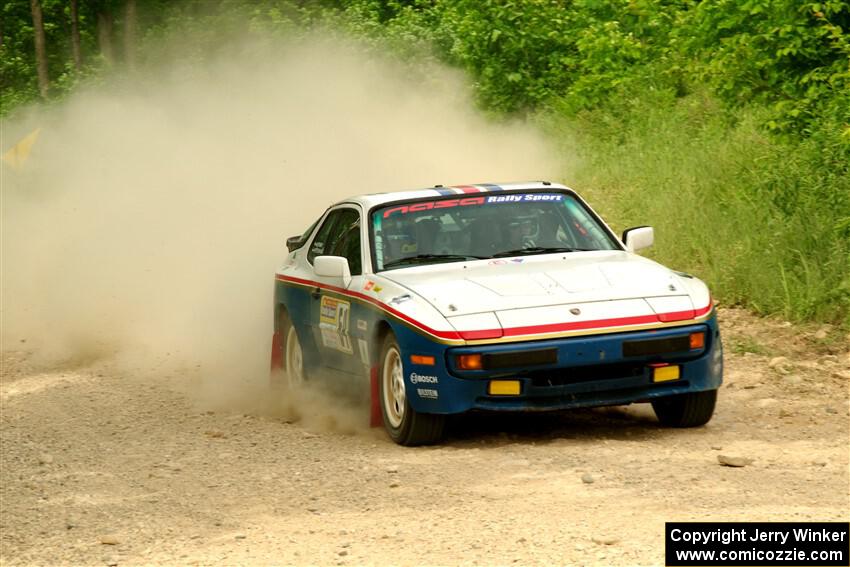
[380,251,708,334]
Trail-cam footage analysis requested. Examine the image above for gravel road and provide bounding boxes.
[2,308,848,565]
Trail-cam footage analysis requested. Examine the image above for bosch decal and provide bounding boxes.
[410,373,439,385]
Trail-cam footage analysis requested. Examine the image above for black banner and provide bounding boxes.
[666,522,849,566]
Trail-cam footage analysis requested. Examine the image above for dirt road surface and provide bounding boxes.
[2,308,848,565]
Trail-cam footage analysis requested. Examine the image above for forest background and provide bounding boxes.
[2,0,848,329]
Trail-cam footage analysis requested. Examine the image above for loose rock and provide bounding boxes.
[100,535,121,545]
[592,536,620,545]
[581,473,595,484]
[717,455,753,468]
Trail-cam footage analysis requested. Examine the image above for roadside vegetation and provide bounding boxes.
[3,0,848,327]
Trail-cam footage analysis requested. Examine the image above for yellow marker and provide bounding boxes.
[653,365,680,382]
[489,380,521,396]
[2,128,41,169]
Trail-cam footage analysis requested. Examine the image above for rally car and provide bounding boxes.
[272,182,722,445]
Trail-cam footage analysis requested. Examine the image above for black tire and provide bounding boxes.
[378,333,445,446]
[652,389,717,427]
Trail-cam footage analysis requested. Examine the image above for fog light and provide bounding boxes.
[689,332,705,350]
[652,365,680,382]
[410,354,435,366]
[457,354,483,370]
[489,380,521,396]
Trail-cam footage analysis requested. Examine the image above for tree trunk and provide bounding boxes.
[30,0,49,98]
[98,8,114,65]
[70,0,82,70]
[123,0,137,71]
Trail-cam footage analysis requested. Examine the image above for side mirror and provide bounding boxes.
[286,235,306,252]
[622,226,654,253]
[314,256,351,287]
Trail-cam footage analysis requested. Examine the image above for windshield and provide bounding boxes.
[370,191,620,271]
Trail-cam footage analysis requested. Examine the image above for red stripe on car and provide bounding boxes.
[275,275,713,341]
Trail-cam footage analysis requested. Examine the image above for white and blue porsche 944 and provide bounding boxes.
[272,182,722,445]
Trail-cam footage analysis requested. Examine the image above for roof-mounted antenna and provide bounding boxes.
[435,184,444,188]
[542,180,551,186]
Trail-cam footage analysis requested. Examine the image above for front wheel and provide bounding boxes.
[379,334,445,446]
[652,390,717,427]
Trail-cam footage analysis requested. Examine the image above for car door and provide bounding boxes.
[306,206,364,373]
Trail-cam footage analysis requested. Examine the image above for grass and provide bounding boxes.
[543,89,850,329]
[727,336,771,356]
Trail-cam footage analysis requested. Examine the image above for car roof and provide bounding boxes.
[338,181,572,209]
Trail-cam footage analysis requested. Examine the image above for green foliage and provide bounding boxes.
[1,0,110,112]
[675,0,850,132]
[546,90,850,326]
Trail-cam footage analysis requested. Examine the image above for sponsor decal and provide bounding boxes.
[320,296,349,328]
[417,388,439,399]
[363,281,384,293]
[321,328,353,354]
[381,194,564,218]
[489,258,524,266]
[319,296,352,354]
[400,243,418,253]
[357,319,368,331]
[358,339,370,365]
[410,372,439,385]
[485,193,563,203]
[383,197,486,218]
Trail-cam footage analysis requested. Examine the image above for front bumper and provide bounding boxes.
[399,314,723,415]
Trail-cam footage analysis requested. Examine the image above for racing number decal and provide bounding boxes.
[319,296,353,354]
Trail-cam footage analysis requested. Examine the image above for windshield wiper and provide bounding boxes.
[491,246,592,258]
[383,253,487,269]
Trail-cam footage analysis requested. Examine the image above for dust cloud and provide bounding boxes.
[1,36,561,430]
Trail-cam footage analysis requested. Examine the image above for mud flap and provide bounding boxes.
[370,366,383,427]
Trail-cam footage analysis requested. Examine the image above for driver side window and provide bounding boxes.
[307,208,363,276]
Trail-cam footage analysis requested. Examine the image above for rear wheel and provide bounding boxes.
[379,334,445,446]
[652,390,717,427]
[280,312,306,388]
